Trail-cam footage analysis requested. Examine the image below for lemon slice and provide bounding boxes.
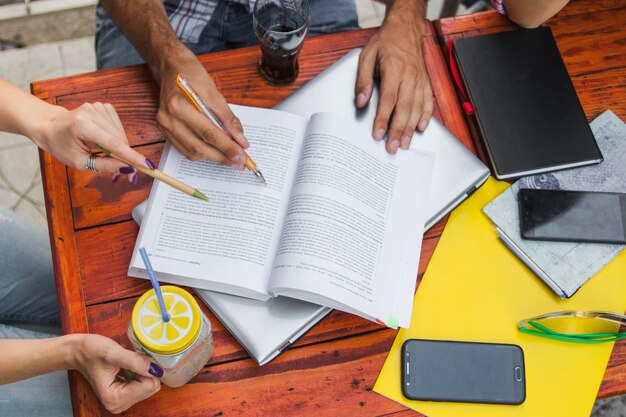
[131,286,201,354]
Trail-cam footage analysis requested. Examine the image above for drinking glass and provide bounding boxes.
[253,0,310,85]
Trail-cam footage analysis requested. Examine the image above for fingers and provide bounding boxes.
[158,113,244,169]
[373,63,399,144]
[104,343,163,379]
[206,92,250,149]
[418,81,434,132]
[77,335,162,414]
[79,103,152,170]
[103,375,161,414]
[358,17,434,154]
[355,49,376,109]
[157,69,249,166]
[157,98,246,168]
[100,346,162,413]
[371,59,434,154]
[384,74,416,153]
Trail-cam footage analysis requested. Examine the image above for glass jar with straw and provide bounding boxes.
[127,248,214,387]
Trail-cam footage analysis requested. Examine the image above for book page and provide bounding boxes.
[129,105,308,300]
[269,112,434,327]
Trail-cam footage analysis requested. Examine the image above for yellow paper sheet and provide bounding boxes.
[374,177,626,417]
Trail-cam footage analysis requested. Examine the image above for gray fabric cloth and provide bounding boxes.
[96,0,359,69]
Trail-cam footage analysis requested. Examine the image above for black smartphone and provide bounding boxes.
[401,339,525,405]
[519,188,626,244]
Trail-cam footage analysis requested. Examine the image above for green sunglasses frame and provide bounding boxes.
[518,310,626,344]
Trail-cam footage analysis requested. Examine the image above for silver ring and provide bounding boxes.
[85,154,100,173]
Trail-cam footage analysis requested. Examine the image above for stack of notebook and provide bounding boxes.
[483,110,626,298]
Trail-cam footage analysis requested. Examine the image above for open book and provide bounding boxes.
[129,105,434,328]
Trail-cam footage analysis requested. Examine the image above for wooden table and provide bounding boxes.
[32,1,625,415]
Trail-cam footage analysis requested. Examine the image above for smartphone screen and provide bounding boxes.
[519,188,626,244]
[401,339,525,405]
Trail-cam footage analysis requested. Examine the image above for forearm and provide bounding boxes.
[0,78,66,147]
[101,0,196,85]
[503,0,569,28]
[0,334,83,384]
[383,0,426,28]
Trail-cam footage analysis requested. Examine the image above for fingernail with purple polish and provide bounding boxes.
[131,173,138,186]
[112,174,120,183]
[120,166,135,175]
[145,158,156,170]
[148,362,164,378]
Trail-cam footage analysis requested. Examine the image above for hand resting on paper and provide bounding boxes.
[356,0,433,154]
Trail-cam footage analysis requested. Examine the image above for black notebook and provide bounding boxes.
[452,27,603,180]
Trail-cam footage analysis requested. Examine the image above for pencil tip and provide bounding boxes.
[256,170,267,185]
[193,190,209,201]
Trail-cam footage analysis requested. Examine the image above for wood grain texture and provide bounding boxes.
[35,2,626,413]
[102,330,417,417]
[38,121,101,416]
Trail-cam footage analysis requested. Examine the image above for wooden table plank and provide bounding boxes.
[432,0,626,36]
[101,330,411,417]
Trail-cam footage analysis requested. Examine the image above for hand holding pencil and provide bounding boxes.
[175,74,266,184]
[96,145,208,201]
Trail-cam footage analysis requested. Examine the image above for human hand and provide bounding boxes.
[155,52,249,168]
[72,334,162,414]
[35,102,153,182]
[356,3,433,154]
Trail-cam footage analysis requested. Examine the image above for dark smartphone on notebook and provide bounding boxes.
[401,339,525,405]
[519,188,626,244]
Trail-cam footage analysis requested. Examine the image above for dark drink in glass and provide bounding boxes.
[253,0,310,85]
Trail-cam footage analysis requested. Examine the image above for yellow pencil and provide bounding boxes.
[175,74,266,184]
[96,145,208,202]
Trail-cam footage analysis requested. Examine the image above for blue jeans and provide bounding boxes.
[0,205,72,417]
[96,0,359,69]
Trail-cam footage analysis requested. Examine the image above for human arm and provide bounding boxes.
[100,0,248,168]
[500,0,570,29]
[0,334,162,414]
[0,78,152,179]
[356,0,433,154]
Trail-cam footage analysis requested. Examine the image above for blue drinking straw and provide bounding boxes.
[139,247,170,323]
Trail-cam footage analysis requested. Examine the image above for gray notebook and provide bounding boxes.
[133,48,489,365]
[483,110,626,298]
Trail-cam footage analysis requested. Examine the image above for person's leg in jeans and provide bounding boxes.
[0,205,71,417]
[192,0,360,54]
[0,324,72,417]
[95,4,145,69]
[95,0,359,69]
[0,205,58,325]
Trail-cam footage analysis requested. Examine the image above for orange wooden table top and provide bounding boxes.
[32,1,626,415]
